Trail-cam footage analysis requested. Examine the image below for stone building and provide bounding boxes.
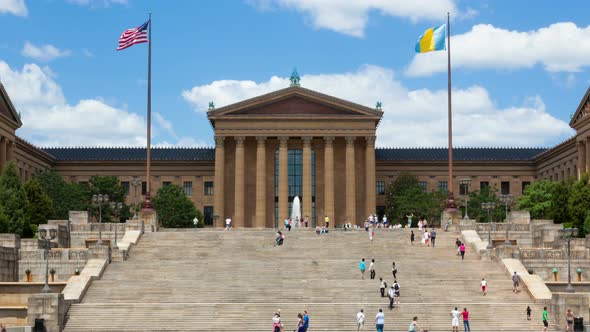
[0,82,589,227]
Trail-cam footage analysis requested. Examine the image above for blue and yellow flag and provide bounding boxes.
[415,24,446,53]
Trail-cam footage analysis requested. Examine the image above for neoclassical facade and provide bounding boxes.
[0,82,589,227]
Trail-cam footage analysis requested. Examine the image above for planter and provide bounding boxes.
[25,269,32,282]
[50,269,56,282]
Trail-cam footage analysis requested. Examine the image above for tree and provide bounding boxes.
[24,179,54,226]
[152,184,202,228]
[0,162,30,236]
[87,176,130,223]
[384,172,445,223]
[34,170,89,219]
[548,180,572,225]
[568,174,590,234]
[0,205,10,234]
[517,180,557,219]
[465,185,504,222]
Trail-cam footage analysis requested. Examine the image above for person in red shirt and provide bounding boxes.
[460,307,470,332]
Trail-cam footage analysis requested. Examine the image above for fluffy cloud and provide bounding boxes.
[407,22,590,76]
[0,60,146,146]
[154,112,177,139]
[182,65,573,147]
[0,0,27,16]
[250,0,459,37]
[21,42,71,62]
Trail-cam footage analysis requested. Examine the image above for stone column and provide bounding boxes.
[6,140,14,162]
[345,136,356,224]
[324,136,335,224]
[586,137,590,174]
[213,136,225,227]
[278,137,289,224]
[578,141,586,179]
[255,136,266,228]
[365,136,376,218]
[0,136,6,172]
[234,136,246,228]
[302,137,313,224]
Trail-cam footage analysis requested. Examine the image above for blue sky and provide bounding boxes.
[0,0,588,147]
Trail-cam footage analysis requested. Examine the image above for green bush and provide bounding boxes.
[152,184,202,228]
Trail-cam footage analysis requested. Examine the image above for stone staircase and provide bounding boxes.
[63,228,558,331]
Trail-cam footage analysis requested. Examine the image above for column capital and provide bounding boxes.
[235,136,246,146]
[214,136,225,146]
[256,136,267,143]
[365,136,376,147]
[345,136,356,145]
[278,136,289,146]
[324,136,335,145]
[302,136,313,145]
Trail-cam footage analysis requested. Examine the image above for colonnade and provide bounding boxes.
[214,135,376,228]
[577,137,590,178]
[0,135,16,172]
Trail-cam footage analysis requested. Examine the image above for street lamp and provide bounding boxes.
[109,201,123,249]
[560,227,578,293]
[499,194,514,246]
[91,194,109,245]
[482,202,496,249]
[460,179,472,219]
[213,214,219,228]
[39,228,57,293]
[130,177,142,219]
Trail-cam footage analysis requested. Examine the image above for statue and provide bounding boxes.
[290,68,301,87]
[208,101,215,110]
[375,101,382,110]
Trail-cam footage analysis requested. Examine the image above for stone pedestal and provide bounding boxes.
[441,210,462,229]
[89,244,111,264]
[140,208,158,232]
[69,211,89,224]
[27,293,65,332]
[551,292,590,328]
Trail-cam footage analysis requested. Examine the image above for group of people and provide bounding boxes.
[272,309,309,332]
[356,309,424,332]
[283,215,310,231]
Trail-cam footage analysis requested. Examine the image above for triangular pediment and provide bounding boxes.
[0,83,23,128]
[569,85,590,129]
[208,86,383,119]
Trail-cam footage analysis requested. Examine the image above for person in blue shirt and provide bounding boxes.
[303,310,309,332]
[360,258,366,279]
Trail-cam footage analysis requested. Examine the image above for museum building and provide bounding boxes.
[0,82,589,227]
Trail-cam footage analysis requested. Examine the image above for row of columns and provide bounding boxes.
[577,137,590,178]
[213,135,377,228]
[0,136,16,172]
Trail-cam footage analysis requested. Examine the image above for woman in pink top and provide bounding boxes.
[459,243,466,260]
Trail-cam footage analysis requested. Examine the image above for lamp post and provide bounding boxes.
[560,227,578,293]
[110,201,123,249]
[499,194,514,245]
[482,202,495,249]
[92,194,109,245]
[460,179,472,219]
[213,214,219,228]
[131,177,141,219]
[39,228,57,293]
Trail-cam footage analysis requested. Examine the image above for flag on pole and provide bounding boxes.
[117,20,149,51]
[415,24,446,53]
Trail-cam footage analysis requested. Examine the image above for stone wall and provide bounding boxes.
[27,293,65,332]
[0,246,18,282]
[550,292,590,328]
[18,248,88,282]
[69,211,89,224]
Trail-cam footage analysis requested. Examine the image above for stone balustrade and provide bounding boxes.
[18,248,89,282]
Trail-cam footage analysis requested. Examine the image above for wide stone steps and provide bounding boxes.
[64,229,558,331]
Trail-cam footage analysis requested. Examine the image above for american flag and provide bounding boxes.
[117,20,149,51]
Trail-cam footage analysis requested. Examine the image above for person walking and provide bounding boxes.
[542,306,548,332]
[272,311,282,332]
[296,313,305,332]
[392,261,397,279]
[388,285,395,310]
[360,258,366,280]
[324,215,330,229]
[512,271,520,293]
[410,231,415,245]
[302,310,309,332]
[375,308,385,332]
[525,305,531,321]
[460,307,470,332]
[455,238,462,256]
[430,228,437,247]
[459,243,466,260]
[379,278,387,297]
[408,316,422,332]
[393,280,400,304]
[450,307,461,332]
[356,309,365,332]
[423,230,430,246]
[406,213,414,228]
[480,278,487,296]
[369,259,376,280]
[224,217,232,230]
[566,308,575,331]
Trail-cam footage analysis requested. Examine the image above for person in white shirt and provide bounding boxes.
[481,278,487,296]
[224,218,231,231]
[450,307,461,332]
[375,309,385,332]
[356,309,365,332]
[369,259,376,280]
[382,215,388,227]
[387,286,395,309]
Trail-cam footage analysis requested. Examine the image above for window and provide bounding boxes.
[521,181,530,195]
[121,181,130,195]
[204,181,214,196]
[438,181,448,193]
[376,181,385,195]
[459,183,468,196]
[162,181,172,187]
[204,206,213,226]
[480,181,489,190]
[501,181,510,195]
[141,181,147,195]
[419,181,427,193]
[183,181,193,196]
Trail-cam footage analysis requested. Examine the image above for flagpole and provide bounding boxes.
[446,12,457,210]
[144,12,153,209]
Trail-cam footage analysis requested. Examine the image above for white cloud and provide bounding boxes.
[0,60,147,146]
[182,65,573,147]
[154,137,210,148]
[407,22,590,76]
[21,42,71,62]
[66,0,127,7]
[154,112,177,139]
[250,0,459,37]
[0,0,27,16]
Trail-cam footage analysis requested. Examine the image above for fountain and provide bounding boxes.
[291,196,302,227]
